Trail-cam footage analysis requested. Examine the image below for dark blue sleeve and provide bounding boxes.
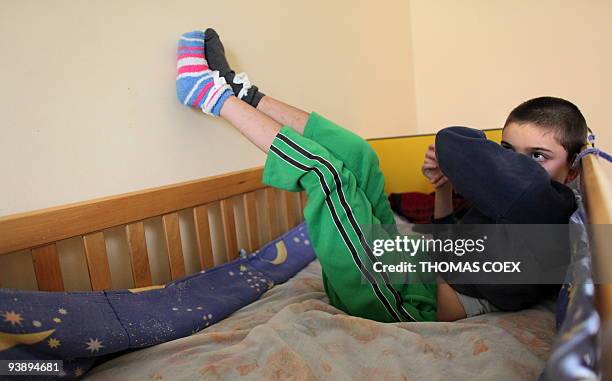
[434,127,576,223]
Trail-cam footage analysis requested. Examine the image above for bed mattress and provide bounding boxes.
[86,260,555,380]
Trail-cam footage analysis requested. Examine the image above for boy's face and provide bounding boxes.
[501,122,577,183]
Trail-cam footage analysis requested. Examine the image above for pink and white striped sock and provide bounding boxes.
[176,30,234,116]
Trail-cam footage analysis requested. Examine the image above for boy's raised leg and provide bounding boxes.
[177,29,436,322]
[256,96,395,225]
[219,96,280,153]
[204,29,394,224]
[216,96,437,323]
[256,96,309,135]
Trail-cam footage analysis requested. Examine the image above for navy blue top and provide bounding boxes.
[434,127,577,310]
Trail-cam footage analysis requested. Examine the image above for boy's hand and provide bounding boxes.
[421,144,450,188]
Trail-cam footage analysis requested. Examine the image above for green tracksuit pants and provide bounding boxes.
[262,112,437,322]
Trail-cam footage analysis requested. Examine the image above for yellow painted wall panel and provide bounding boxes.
[369,129,502,194]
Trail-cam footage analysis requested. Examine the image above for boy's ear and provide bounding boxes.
[565,168,580,183]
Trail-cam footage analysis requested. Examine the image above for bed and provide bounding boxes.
[85,259,557,380]
[0,130,609,380]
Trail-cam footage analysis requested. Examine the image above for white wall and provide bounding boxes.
[4,0,607,218]
[409,0,612,158]
[0,0,417,217]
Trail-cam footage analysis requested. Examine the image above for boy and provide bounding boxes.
[423,96,585,320]
[176,29,586,322]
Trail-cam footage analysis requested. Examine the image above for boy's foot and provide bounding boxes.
[176,30,233,116]
[204,28,265,108]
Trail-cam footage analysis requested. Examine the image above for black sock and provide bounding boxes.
[204,28,265,108]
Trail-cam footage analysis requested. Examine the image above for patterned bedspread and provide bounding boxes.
[86,260,555,381]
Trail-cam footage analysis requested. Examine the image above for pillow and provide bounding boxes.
[249,223,315,283]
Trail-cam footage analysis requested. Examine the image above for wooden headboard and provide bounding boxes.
[0,168,306,291]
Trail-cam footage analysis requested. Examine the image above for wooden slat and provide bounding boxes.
[193,205,214,269]
[220,199,238,262]
[265,188,280,241]
[31,244,64,291]
[300,191,307,209]
[282,191,299,230]
[583,155,612,224]
[300,191,307,221]
[243,192,260,252]
[83,232,112,290]
[162,212,186,280]
[125,222,152,287]
[0,167,266,255]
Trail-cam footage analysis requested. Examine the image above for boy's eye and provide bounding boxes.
[501,143,514,151]
[531,152,547,162]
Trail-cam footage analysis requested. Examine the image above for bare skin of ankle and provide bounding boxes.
[256,96,309,135]
[219,96,281,153]
[218,95,310,152]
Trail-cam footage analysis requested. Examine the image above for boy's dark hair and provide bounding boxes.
[504,96,588,161]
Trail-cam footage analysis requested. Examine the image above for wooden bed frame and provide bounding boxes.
[0,168,306,291]
[0,132,610,377]
[581,153,612,380]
